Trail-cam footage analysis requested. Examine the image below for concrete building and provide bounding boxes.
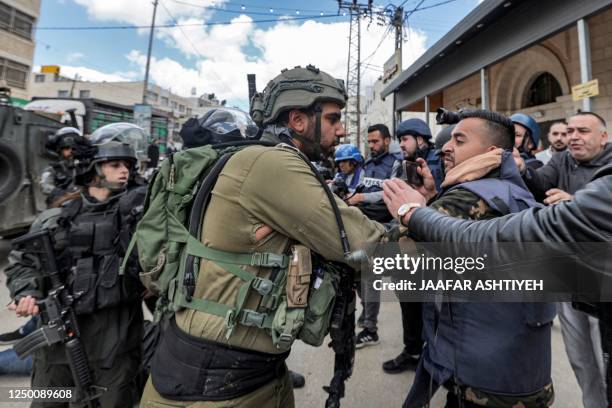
[30,70,220,139]
[382,0,612,147]
[0,0,39,103]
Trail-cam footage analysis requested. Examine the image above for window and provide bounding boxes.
[79,90,90,98]
[171,101,178,110]
[34,74,45,83]
[161,97,169,106]
[0,58,29,89]
[147,91,158,102]
[58,90,69,97]
[523,73,562,108]
[179,104,185,113]
[13,10,34,39]
[0,4,35,39]
[186,108,192,116]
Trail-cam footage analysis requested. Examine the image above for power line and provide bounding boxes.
[168,0,335,17]
[159,0,236,99]
[35,13,344,31]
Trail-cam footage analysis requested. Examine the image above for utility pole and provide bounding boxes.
[143,0,159,104]
[337,0,373,149]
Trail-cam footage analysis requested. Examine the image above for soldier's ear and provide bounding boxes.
[288,109,308,134]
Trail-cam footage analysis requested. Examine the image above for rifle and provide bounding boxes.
[11,229,106,408]
[323,262,356,408]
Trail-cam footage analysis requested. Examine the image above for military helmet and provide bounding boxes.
[434,125,454,152]
[90,122,147,158]
[180,107,259,149]
[92,141,137,166]
[250,64,348,126]
[75,141,137,187]
[511,113,541,147]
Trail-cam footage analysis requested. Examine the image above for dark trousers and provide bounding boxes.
[356,280,380,332]
[599,303,612,408]
[399,301,424,355]
[31,351,141,408]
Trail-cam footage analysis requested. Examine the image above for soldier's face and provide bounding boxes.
[443,118,496,171]
[567,115,608,162]
[100,160,130,187]
[317,102,345,155]
[60,147,73,159]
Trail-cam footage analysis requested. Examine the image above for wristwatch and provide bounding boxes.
[397,203,422,227]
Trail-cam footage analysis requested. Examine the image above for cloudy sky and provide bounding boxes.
[35,0,482,109]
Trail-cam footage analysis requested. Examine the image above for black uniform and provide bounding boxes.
[6,186,146,408]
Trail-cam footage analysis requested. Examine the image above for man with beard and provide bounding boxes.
[392,118,444,190]
[345,124,402,206]
[384,110,554,408]
[535,121,568,165]
[140,65,386,408]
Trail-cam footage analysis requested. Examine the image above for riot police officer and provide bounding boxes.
[6,141,146,408]
[40,127,87,207]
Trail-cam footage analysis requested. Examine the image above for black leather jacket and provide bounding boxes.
[408,164,612,243]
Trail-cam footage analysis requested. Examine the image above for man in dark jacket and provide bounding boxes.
[383,163,612,407]
[147,139,160,169]
[518,111,611,204]
[516,111,611,408]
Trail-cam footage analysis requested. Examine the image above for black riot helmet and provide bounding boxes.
[75,141,137,190]
[180,107,259,149]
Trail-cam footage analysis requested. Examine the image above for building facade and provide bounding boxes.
[0,0,39,103]
[30,70,220,140]
[383,0,612,145]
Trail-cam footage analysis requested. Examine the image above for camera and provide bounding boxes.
[436,107,462,125]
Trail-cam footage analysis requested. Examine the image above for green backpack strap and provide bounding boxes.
[172,235,288,338]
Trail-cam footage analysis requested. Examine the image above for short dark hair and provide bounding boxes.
[367,124,391,139]
[571,111,607,129]
[458,109,515,149]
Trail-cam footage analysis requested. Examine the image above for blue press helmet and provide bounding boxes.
[510,113,540,147]
[334,144,363,165]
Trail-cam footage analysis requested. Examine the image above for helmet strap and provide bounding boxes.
[91,162,128,192]
[287,104,325,161]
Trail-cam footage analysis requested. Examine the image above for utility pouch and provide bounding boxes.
[286,245,311,308]
[299,266,338,347]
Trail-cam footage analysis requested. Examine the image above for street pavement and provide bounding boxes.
[0,238,584,407]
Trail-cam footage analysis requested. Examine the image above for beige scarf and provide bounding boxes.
[441,148,504,188]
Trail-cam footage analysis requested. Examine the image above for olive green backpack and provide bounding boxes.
[121,141,339,351]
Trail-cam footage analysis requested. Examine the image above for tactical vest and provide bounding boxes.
[58,192,142,315]
[363,151,400,193]
[423,151,556,395]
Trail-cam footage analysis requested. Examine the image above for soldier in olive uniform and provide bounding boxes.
[140,65,386,407]
[384,110,555,408]
[6,142,146,408]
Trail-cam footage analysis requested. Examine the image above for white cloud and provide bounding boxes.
[58,66,132,82]
[69,2,428,109]
[67,52,85,63]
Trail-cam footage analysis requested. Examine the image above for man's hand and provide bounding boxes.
[346,193,364,206]
[11,296,39,317]
[512,148,526,174]
[414,158,437,201]
[544,188,572,205]
[382,178,427,225]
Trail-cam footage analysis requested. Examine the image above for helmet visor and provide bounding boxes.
[199,109,259,139]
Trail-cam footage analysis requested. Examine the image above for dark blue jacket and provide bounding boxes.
[422,151,555,395]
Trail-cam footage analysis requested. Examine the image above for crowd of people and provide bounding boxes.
[0,64,611,408]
